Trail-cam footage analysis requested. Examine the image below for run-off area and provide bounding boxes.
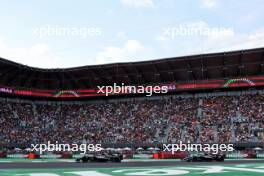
[2,164,264,176]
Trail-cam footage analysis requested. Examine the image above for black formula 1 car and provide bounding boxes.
[182,153,225,162]
[76,153,123,163]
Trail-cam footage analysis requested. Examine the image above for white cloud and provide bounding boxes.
[157,20,234,40]
[155,20,264,57]
[117,31,128,40]
[95,40,150,64]
[120,0,154,8]
[156,20,234,51]
[200,28,264,54]
[179,29,264,56]
[201,0,217,9]
[0,38,62,68]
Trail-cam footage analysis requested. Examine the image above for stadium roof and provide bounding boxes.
[0,47,264,90]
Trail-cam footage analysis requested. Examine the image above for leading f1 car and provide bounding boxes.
[76,152,123,163]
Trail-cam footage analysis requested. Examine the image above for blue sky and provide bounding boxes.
[0,0,263,68]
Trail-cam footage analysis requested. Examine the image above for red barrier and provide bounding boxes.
[153,151,187,159]
[0,151,7,158]
[153,153,159,159]
[28,153,35,159]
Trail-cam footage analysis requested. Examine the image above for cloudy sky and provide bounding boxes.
[0,0,263,68]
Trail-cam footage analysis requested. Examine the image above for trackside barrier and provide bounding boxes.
[7,154,28,158]
[28,153,40,159]
[28,153,35,159]
[0,152,7,158]
[40,154,61,159]
[153,153,159,159]
[153,152,187,159]
[226,152,244,159]
[133,154,152,159]
[257,153,264,158]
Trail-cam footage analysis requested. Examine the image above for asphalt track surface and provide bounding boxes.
[0,160,264,169]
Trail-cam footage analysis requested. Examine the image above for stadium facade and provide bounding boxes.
[0,47,263,99]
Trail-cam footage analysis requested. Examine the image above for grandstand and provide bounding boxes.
[0,47,263,150]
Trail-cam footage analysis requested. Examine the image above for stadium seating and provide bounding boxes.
[0,92,263,147]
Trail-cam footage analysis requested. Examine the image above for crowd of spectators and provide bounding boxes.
[0,92,263,146]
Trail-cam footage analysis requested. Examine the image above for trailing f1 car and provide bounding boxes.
[76,153,123,163]
[182,153,225,162]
